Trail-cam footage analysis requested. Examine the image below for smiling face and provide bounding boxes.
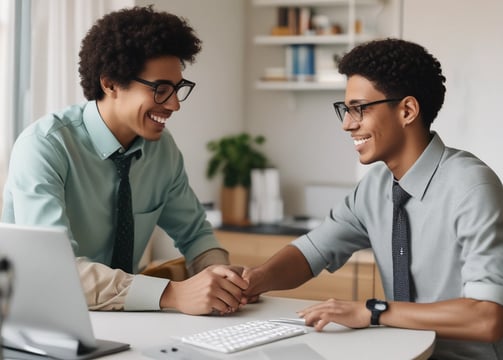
[342,75,409,174]
[98,55,184,148]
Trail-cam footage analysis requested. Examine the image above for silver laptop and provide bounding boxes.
[0,223,130,359]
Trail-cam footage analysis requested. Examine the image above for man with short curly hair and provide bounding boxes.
[2,6,247,315]
[243,39,503,359]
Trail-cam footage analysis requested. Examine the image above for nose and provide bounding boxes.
[342,113,359,131]
[163,93,181,111]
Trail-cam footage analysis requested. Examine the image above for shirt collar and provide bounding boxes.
[393,132,445,201]
[83,101,145,160]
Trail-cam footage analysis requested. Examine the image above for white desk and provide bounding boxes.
[90,296,435,360]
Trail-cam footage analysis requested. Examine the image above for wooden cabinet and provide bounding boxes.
[215,229,384,301]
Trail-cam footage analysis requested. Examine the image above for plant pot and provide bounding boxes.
[220,186,249,226]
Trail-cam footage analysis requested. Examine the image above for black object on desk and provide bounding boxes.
[218,223,309,237]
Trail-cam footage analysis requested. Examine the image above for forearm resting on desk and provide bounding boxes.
[380,298,503,342]
[77,249,239,313]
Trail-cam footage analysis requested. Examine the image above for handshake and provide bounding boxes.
[159,264,264,316]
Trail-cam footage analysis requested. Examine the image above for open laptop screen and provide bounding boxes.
[0,223,129,359]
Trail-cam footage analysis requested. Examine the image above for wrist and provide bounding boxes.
[366,298,389,326]
[159,281,178,309]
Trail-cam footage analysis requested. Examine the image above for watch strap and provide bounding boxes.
[366,298,388,326]
[370,309,381,326]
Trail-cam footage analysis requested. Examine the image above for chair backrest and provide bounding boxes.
[141,257,188,281]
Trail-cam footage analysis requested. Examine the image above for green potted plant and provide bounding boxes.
[206,133,269,225]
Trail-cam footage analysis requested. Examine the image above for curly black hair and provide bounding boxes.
[78,5,202,101]
[338,38,446,129]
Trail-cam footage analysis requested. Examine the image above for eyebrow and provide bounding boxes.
[151,79,177,84]
[347,99,368,105]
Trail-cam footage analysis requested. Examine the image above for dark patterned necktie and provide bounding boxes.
[110,151,138,273]
[392,182,412,301]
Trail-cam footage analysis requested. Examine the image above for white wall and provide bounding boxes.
[136,0,246,204]
[402,0,503,180]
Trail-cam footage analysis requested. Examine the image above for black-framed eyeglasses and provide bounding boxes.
[133,77,196,103]
[333,98,404,123]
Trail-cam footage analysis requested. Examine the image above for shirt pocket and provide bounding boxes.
[133,203,164,269]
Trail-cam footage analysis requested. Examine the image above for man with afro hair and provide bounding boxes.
[2,6,248,315]
[243,38,503,359]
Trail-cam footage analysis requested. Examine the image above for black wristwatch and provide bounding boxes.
[366,298,389,326]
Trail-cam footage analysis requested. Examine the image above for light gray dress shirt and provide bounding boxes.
[293,133,503,359]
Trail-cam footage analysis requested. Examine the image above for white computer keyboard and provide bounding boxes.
[180,320,308,353]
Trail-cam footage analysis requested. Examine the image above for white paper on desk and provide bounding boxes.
[262,343,325,360]
[237,343,326,360]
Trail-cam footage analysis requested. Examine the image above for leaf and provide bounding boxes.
[205,133,269,187]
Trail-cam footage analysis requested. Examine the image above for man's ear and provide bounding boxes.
[401,96,420,127]
[100,76,117,98]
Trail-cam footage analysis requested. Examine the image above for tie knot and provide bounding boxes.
[392,182,410,207]
[110,151,138,179]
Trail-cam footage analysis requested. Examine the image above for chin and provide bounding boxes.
[143,132,163,142]
[358,155,376,165]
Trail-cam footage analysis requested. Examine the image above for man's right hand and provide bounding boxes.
[240,267,265,304]
[159,264,248,315]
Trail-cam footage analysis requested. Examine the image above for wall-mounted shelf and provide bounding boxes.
[253,0,381,7]
[256,80,346,90]
[252,0,390,91]
[254,33,375,45]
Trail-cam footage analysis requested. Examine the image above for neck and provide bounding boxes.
[96,99,137,149]
[389,129,432,180]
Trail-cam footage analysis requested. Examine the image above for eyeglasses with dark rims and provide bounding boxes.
[133,77,196,104]
[333,98,404,123]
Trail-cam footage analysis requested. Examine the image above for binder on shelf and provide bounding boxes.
[289,44,315,81]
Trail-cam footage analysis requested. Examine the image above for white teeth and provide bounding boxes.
[354,137,370,146]
[149,113,168,124]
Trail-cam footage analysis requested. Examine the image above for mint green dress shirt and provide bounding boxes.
[2,101,222,309]
[293,133,503,359]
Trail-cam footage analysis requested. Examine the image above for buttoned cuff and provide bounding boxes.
[124,274,169,311]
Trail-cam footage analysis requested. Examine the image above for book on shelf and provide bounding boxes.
[272,6,313,36]
[259,44,315,82]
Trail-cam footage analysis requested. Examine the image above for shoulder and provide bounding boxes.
[11,104,88,168]
[16,104,86,147]
[433,147,503,213]
[439,147,502,189]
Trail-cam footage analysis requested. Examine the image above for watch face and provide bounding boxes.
[375,303,386,311]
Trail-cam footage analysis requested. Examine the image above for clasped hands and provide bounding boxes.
[161,265,371,330]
